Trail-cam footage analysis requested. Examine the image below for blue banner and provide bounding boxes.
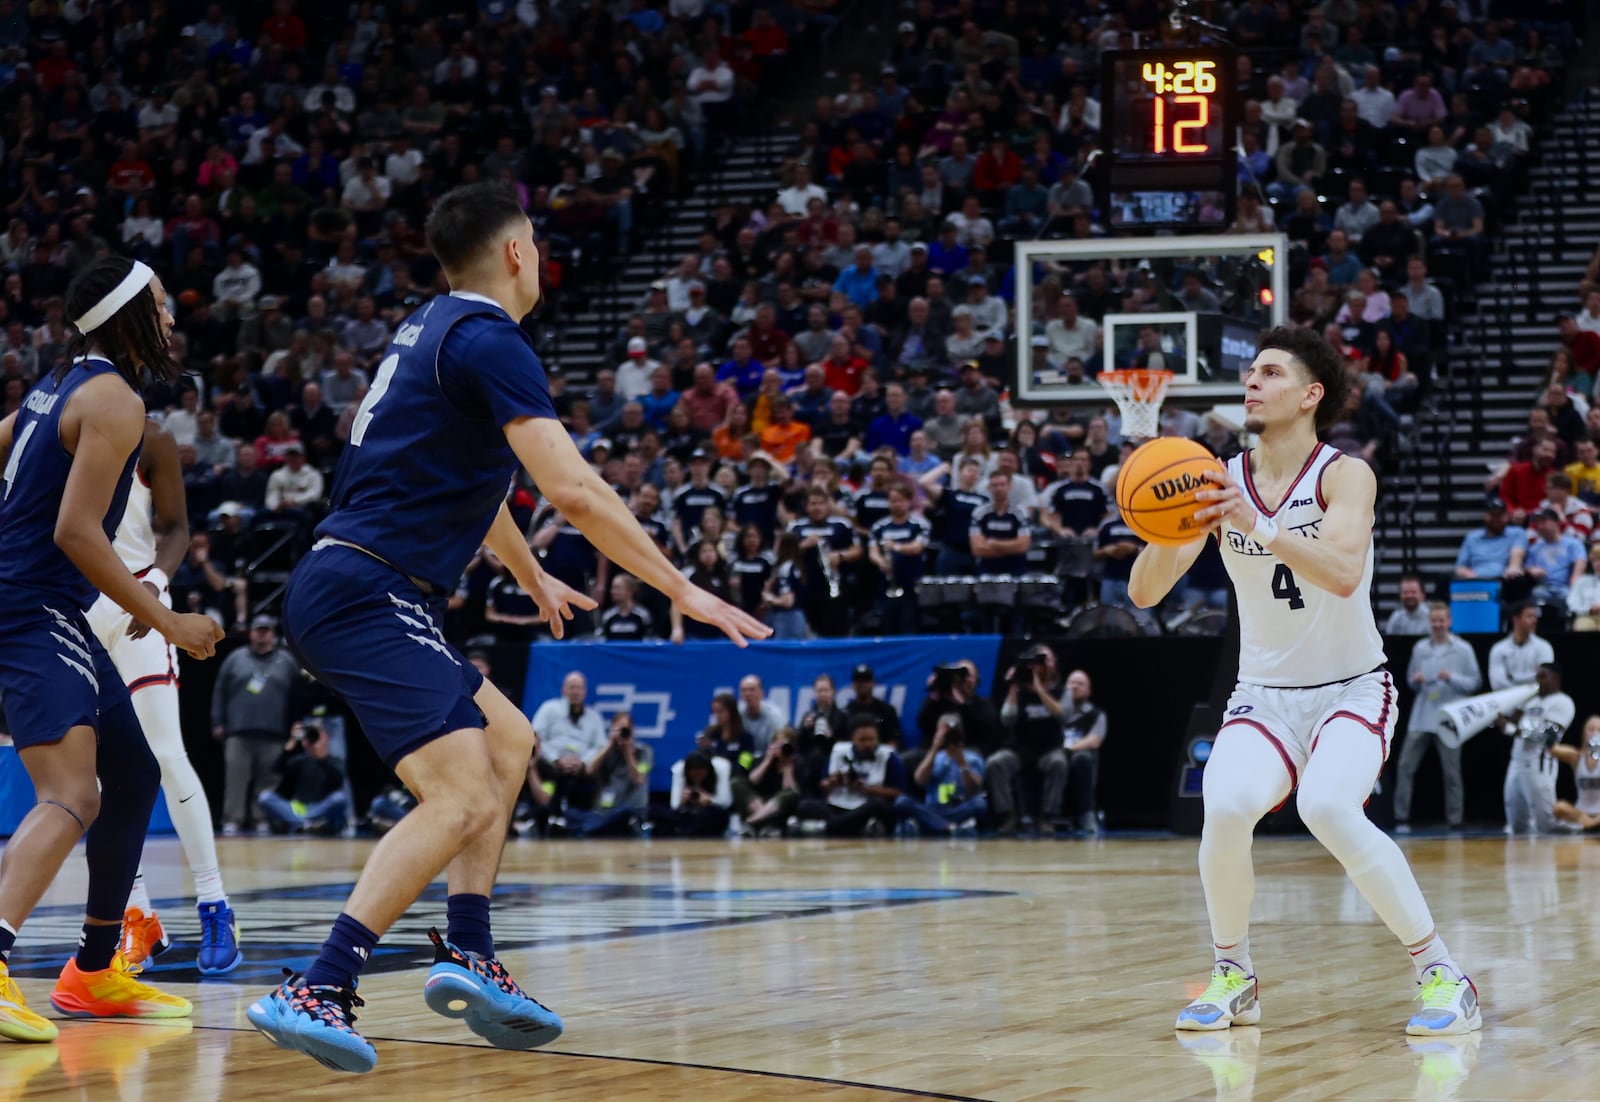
[520,637,1003,790]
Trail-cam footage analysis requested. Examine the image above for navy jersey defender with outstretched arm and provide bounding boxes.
[0,357,143,746]
[283,292,561,768]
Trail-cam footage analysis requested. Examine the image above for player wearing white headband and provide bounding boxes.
[0,255,222,1038]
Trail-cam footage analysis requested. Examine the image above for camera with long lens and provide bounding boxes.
[931,661,966,696]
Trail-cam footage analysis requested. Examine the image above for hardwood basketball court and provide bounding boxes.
[5,833,1595,1101]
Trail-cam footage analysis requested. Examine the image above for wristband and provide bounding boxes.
[142,567,169,592]
[1249,514,1280,547]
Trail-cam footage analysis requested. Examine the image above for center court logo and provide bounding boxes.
[10,883,1005,985]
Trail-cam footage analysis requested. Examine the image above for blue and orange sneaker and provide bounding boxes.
[196,902,243,976]
[422,929,563,1050]
[247,970,376,1074]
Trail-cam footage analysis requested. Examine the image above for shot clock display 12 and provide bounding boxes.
[1100,48,1238,231]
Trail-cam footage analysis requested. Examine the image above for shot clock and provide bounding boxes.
[1100,49,1238,232]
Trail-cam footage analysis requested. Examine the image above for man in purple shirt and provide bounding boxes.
[1393,73,1446,132]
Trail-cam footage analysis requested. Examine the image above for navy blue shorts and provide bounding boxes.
[283,545,485,771]
[0,591,135,749]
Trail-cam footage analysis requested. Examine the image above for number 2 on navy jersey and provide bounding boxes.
[350,353,399,448]
[1271,563,1305,610]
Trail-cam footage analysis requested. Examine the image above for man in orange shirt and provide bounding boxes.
[760,395,812,463]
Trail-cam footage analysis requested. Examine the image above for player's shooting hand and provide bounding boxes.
[674,586,772,647]
[162,611,224,659]
[1193,468,1258,533]
[527,572,598,640]
[126,579,163,639]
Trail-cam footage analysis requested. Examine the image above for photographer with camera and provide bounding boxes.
[648,750,734,837]
[987,643,1068,837]
[794,715,907,836]
[565,712,654,837]
[256,719,351,834]
[894,713,987,836]
[797,672,850,761]
[734,726,806,836]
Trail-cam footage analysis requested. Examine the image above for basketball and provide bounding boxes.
[1115,438,1225,546]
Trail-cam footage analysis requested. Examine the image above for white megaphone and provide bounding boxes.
[1436,684,1539,749]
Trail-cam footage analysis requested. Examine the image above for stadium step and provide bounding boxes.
[545,127,796,385]
[1373,94,1594,614]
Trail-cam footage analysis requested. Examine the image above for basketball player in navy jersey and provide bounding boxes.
[0,256,222,1041]
[1129,327,1480,1037]
[247,182,769,1073]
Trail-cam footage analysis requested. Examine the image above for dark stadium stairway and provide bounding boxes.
[1374,93,1600,618]
[539,132,798,386]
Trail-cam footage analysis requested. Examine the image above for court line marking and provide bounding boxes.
[188,1023,995,1101]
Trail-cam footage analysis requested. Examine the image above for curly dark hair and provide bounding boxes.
[1255,325,1350,433]
[62,257,178,389]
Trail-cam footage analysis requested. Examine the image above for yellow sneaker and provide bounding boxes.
[50,954,192,1020]
[55,1019,193,1087]
[0,1041,59,1102]
[119,909,170,967]
[0,962,58,1043]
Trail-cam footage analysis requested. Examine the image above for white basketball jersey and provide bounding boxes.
[1576,752,1600,817]
[111,463,158,574]
[1221,444,1385,687]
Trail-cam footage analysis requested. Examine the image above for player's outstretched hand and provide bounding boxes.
[163,612,225,659]
[1193,467,1258,532]
[527,572,599,640]
[674,587,773,647]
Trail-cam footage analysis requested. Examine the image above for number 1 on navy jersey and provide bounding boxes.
[350,353,400,447]
[1,421,37,500]
[1271,563,1305,610]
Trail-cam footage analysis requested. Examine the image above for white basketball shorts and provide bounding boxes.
[86,582,179,693]
[1218,669,1397,798]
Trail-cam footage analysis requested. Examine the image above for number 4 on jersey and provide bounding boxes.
[1271,563,1305,610]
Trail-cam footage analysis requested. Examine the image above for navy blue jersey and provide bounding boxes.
[731,482,782,534]
[1042,478,1108,534]
[932,486,990,553]
[1096,517,1145,581]
[0,358,140,607]
[315,294,559,592]
[853,486,893,531]
[729,549,775,613]
[870,513,932,588]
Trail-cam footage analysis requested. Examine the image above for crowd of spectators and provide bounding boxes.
[0,0,1580,644]
[511,647,1112,839]
[0,0,829,630]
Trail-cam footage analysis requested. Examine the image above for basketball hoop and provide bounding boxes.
[1095,369,1173,442]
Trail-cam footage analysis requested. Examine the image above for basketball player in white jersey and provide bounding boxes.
[1553,715,1600,829]
[85,419,241,974]
[1129,326,1480,1037]
[1498,662,1575,835]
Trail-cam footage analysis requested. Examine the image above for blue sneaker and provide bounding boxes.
[422,929,563,1050]
[247,970,377,1074]
[196,902,243,976]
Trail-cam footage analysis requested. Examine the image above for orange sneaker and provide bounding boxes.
[119,909,169,967]
[0,962,57,1043]
[50,954,192,1020]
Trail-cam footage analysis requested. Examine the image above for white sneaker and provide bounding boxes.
[1175,961,1260,1031]
[1394,822,1413,834]
[1406,966,1482,1036]
[1176,1026,1260,1102]
[1407,1033,1481,1101]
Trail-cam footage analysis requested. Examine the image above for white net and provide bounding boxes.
[1095,369,1173,441]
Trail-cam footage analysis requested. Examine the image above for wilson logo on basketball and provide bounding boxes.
[1150,472,1209,502]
